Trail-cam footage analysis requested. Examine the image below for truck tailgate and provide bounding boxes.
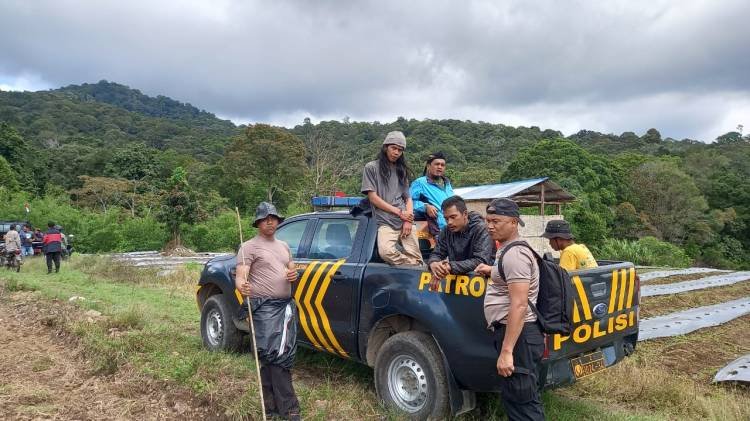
[547,264,639,380]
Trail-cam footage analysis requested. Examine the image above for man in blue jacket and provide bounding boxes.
[410,152,454,235]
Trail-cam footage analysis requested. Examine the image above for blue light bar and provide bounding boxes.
[311,196,363,208]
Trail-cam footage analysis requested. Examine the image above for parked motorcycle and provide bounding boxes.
[0,244,21,272]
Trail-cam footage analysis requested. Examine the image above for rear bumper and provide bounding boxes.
[543,332,638,388]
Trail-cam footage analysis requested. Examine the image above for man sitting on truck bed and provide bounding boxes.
[361,131,423,266]
[542,219,598,272]
[426,195,494,290]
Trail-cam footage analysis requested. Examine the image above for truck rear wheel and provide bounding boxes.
[374,331,450,419]
[200,294,244,352]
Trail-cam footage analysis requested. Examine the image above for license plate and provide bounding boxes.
[570,351,606,379]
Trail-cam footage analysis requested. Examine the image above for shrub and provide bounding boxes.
[182,210,255,252]
[593,236,692,267]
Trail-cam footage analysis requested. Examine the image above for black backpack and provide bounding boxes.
[498,241,574,336]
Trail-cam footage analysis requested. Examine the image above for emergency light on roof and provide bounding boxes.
[311,196,363,208]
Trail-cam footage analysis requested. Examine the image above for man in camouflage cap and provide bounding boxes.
[236,201,301,420]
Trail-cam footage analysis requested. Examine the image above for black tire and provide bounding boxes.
[374,331,450,420]
[200,294,244,352]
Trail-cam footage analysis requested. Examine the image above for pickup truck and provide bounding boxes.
[196,206,640,419]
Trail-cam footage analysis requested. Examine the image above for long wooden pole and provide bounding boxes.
[236,207,267,421]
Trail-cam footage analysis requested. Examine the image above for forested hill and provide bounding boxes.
[0,81,238,159]
[0,80,749,269]
[55,81,235,132]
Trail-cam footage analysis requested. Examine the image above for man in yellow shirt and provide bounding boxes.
[542,220,598,272]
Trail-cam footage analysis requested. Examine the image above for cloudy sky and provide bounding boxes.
[1,0,748,141]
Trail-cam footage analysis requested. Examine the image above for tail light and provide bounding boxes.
[542,334,550,360]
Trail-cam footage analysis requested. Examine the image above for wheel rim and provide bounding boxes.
[205,308,224,346]
[387,354,429,413]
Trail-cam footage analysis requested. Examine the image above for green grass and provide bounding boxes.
[0,255,699,420]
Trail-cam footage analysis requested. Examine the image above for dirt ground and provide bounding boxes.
[0,288,225,421]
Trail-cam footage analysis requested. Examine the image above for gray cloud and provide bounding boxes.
[0,0,748,141]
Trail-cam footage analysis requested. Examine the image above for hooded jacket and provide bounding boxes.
[427,211,494,274]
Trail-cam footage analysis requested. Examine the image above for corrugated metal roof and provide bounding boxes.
[452,177,576,203]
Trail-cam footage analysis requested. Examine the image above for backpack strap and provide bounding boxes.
[497,240,540,280]
[497,240,543,322]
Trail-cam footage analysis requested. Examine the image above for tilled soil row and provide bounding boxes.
[0,287,228,421]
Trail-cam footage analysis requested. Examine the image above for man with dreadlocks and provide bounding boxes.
[361,131,423,265]
[410,151,454,236]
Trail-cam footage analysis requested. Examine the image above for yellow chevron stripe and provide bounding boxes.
[304,262,336,354]
[608,270,619,313]
[234,289,243,305]
[295,262,323,350]
[572,275,592,320]
[316,259,349,357]
[617,269,628,311]
[572,300,581,323]
[626,268,636,308]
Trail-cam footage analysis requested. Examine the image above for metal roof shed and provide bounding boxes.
[452,177,575,215]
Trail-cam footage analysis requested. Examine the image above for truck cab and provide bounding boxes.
[196,205,640,419]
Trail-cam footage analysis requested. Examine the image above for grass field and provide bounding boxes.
[1,256,748,420]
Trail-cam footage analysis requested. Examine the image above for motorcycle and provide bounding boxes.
[0,244,22,272]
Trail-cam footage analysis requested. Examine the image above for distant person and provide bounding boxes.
[361,131,422,266]
[42,222,63,273]
[542,220,598,272]
[410,152,454,235]
[21,225,34,257]
[427,196,493,290]
[4,224,22,258]
[33,227,44,242]
[235,202,301,420]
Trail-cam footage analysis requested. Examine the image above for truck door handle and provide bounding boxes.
[331,271,346,281]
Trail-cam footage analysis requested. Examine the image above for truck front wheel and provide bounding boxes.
[375,331,450,419]
[200,294,244,352]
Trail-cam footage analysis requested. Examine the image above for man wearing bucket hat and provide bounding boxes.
[235,202,301,420]
[475,198,545,420]
[361,131,423,266]
[542,219,597,272]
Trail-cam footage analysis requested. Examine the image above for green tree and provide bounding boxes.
[223,124,305,209]
[629,160,708,245]
[0,156,20,191]
[503,139,625,245]
[157,167,205,245]
[105,143,163,180]
[642,128,662,144]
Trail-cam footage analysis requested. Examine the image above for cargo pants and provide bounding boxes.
[493,321,546,421]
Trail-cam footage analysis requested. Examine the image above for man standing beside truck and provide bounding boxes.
[235,202,301,421]
[542,219,598,272]
[361,131,423,266]
[427,195,494,290]
[476,198,545,421]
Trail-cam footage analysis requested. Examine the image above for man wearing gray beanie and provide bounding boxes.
[361,131,423,265]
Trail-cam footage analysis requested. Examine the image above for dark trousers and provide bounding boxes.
[260,363,299,417]
[494,322,546,421]
[46,251,61,272]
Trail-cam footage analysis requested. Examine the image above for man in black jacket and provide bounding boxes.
[427,195,494,290]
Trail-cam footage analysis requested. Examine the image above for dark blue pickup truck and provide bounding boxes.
[196,208,640,419]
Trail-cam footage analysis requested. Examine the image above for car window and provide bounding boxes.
[275,220,309,258]
[308,219,359,260]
